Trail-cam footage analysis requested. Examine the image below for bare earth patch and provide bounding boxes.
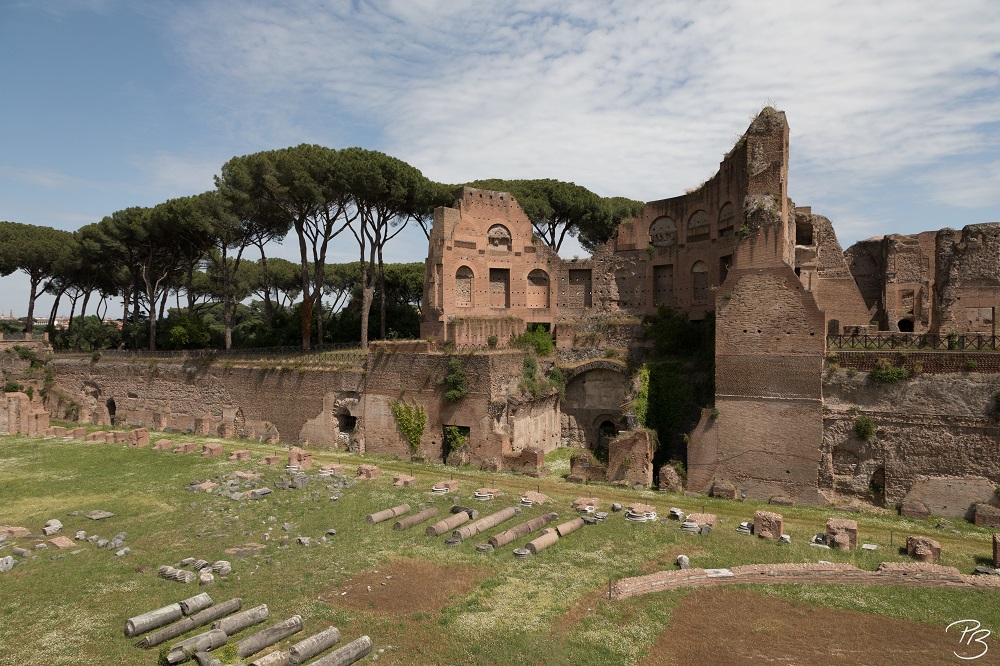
[325,557,488,615]
[640,589,963,666]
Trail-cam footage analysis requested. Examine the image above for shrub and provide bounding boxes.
[965,358,978,371]
[511,325,554,356]
[443,425,469,453]
[869,358,909,383]
[440,357,468,403]
[3,380,21,393]
[855,415,875,441]
[487,335,498,348]
[389,398,426,454]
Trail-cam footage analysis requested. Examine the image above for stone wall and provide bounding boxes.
[934,224,1000,336]
[44,357,363,447]
[0,392,49,436]
[606,428,654,486]
[821,369,1000,515]
[360,346,560,468]
[690,264,827,502]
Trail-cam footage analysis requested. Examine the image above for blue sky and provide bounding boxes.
[1,0,999,318]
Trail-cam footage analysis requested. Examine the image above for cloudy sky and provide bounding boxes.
[1,0,998,317]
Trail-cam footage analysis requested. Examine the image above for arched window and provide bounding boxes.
[487,224,512,252]
[649,216,676,247]
[455,266,474,305]
[687,210,710,243]
[526,269,549,308]
[691,261,709,303]
[718,203,735,237]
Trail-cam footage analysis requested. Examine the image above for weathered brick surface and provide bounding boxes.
[906,535,941,563]
[228,449,252,461]
[201,443,223,457]
[974,503,1000,527]
[753,510,783,540]
[826,518,858,551]
[357,464,381,479]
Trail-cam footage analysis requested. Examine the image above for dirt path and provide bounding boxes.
[640,589,972,666]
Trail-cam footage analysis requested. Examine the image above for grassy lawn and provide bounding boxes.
[0,433,997,665]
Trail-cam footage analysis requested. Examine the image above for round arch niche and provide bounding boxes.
[487,224,512,251]
[649,216,676,248]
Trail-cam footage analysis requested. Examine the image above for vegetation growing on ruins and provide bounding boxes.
[854,415,875,441]
[443,424,469,453]
[869,357,910,383]
[637,308,715,469]
[389,397,427,454]
[440,356,468,402]
[511,324,555,356]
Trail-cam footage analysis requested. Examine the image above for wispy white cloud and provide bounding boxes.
[126,152,222,201]
[0,165,85,190]
[918,159,1000,210]
[159,0,1000,230]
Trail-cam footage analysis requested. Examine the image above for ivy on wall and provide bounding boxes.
[389,397,427,454]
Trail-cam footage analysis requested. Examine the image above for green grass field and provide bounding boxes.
[0,434,997,665]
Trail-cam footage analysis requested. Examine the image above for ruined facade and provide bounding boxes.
[21,108,1000,514]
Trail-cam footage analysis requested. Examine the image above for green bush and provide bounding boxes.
[487,335,498,348]
[511,325,554,356]
[854,415,875,440]
[440,357,468,403]
[443,425,469,453]
[4,380,21,393]
[389,398,426,454]
[869,358,909,383]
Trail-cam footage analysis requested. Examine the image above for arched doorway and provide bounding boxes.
[596,420,618,463]
[869,466,886,506]
[106,398,117,426]
[897,318,914,332]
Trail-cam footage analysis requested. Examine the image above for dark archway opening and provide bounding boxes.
[869,466,886,506]
[106,398,117,426]
[442,425,469,464]
[595,420,617,464]
[337,413,357,433]
[897,318,914,332]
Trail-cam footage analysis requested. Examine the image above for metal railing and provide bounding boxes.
[827,333,1000,351]
[55,342,367,366]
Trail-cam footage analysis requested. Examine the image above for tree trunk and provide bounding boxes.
[295,220,312,351]
[288,626,341,665]
[24,274,41,332]
[236,615,304,658]
[307,635,372,666]
[47,289,64,332]
[378,246,386,340]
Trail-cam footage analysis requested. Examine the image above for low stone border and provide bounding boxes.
[610,561,1000,599]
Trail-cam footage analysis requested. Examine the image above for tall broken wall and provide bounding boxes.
[821,368,1000,516]
[689,264,826,503]
[933,224,1000,335]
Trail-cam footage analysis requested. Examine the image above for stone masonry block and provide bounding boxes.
[357,464,381,479]
[906,535,941,563]
[173,442,198,454]
[229,450,252,462]
[260,455,282,465]
[973,504,1000,528]
[826,518,858,551]
[994,534,999,568]
[754,510,784,540]
[152,439,173,451]
[202,443,224,457]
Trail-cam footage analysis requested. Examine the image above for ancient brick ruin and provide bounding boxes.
[16,107,1000,515]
